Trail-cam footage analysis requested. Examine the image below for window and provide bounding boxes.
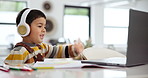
[0,1,27,46]
[104,8,129,45]
[63,5,90,44]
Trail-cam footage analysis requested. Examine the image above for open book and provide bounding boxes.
[33,58,121,69]
[33,58,84,69]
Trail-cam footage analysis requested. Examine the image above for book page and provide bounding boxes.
[33,58,83,69]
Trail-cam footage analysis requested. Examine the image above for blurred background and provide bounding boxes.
[0,0,148,59]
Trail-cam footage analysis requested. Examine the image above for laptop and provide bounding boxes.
[81,9,148,67]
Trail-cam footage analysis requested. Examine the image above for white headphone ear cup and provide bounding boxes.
[17,8,32,37]
[17,23,30,37]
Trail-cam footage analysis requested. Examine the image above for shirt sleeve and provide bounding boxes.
[44,44,79,58]
[4,47,30,65]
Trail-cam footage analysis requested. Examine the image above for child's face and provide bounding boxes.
[24,17,46,44]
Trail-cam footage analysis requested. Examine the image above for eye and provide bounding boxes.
[38,26,42,28]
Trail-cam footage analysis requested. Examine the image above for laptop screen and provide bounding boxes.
[126,9,148,66]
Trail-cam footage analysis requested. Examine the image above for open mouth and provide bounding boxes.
[40,34,44,39]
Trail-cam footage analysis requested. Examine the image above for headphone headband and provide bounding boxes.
[20,8,32,24]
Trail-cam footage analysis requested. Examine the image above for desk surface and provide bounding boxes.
[0,64,148,78]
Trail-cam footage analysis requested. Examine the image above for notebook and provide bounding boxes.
[81,9,148,67]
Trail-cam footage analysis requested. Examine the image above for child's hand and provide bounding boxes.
[74,39,84,55]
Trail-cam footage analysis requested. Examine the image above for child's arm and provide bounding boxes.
[44,40,87,60]
[45,45,77,58]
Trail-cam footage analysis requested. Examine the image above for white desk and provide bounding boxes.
[0,64,148,78]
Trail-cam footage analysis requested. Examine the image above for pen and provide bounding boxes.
[9,67,34,72]
[0,66,10,72]
[20,68,33,72]
[9,67,20,70]
[35,67,54,69]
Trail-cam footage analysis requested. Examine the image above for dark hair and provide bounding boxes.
[16,8,46,26]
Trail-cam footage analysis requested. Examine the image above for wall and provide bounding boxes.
[91,5,104,47]
[134,0,148,12]
[27,0,65,43]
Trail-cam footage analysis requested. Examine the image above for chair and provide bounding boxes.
[83,46,126,60]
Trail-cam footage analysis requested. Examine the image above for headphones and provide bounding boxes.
[17,8,32,37]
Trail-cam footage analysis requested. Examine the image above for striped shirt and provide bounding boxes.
[4,42,86,65]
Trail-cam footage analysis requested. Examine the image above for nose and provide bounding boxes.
[42,27,46,32]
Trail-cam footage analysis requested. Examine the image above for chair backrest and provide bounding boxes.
[83,47,126,60]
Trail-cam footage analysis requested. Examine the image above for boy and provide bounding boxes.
[4,8,86,65]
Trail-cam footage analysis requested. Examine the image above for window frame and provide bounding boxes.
[0,1,27,46]
[63,5,91,38]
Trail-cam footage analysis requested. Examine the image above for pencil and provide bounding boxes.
[35,67,54,69]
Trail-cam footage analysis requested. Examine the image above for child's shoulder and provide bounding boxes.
[12,46,28,53]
